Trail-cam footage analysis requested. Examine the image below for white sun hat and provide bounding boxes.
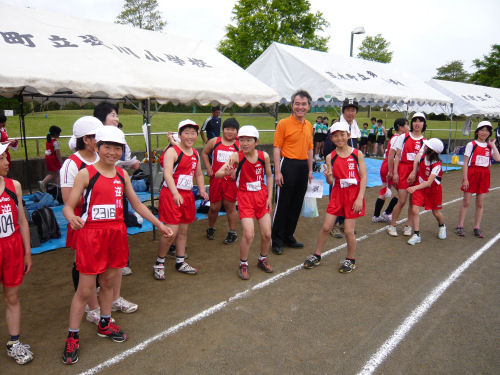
[95,125,126,145]
[238,125,259,139]
[423,138,444,154]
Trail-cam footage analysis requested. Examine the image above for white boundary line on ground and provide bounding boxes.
[357,231,500,375]
[79,187,499,375]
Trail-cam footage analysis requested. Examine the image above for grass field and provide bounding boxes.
[3,109,471,160]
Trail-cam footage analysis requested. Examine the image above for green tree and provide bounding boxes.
[218,0,329,68]
[357,34,392,63]
[433,60,470,82]
[469,44,500,88]
[116,0,166,31]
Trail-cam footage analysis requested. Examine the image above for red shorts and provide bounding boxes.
[327,185,365,219]
[46,157,62,172]
[66,224,77,249]
[412,185,442,210]
[0,232,25,287]
[159,187,195,225]
[396,162,415,190]
[237,190,269,219]
[461,166,490,194]
[209,176,237,203]
[75,221,129,275]
[378,160,394,196]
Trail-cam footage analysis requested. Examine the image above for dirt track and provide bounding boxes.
[1,167,499,375]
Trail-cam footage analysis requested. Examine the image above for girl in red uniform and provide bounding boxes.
[406,138,446,245]
[153,120,208,280]
[0,143,33,365]
[216,125,274,280]
[456,121,500,237]
[201,118,240,244]
[0,114,18,168]
[303,122,367,273]
[387,112,426,237]
[61,126,172,365]
[39,125,62,191]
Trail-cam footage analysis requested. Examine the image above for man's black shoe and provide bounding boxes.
[272,246,283,255]
[286,241,304,248]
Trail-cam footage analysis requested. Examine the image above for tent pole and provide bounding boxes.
[143,99,156,240]
[18,94,32,194]
[448,103,453,154]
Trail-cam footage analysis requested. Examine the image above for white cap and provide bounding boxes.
[178,119,199,132]
[329,122,350,133]
[238,125,259,139]
[423,138,444,154]
[73,116,103,138]
[412,112,426,120]
[476,120,492,129]
[0,143,8,156]
[95,126,126,145]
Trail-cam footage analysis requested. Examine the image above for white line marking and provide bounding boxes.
[80,188,499,375]
[357,232,500,375]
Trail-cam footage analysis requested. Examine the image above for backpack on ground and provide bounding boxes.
[23,204,41,248]
[31,207,61,243]
[46,183,63,204]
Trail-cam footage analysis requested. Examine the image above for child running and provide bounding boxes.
[0,143,34,365]
[39,125,62,192]
[201,118,240,244]
[215,125,273,280]
[153,120,208,280]
[303,122,367,273]
[406,138,446,245]
[456,121,500,237]
[61,126,172,365]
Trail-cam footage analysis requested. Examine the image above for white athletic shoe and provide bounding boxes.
[153,263,165,280]
[387,225,398,237]
[176,262,198,275]
[380,212,392,223]
[372,216,384,223]
[122,266,133,276]
[111,297,138,313]
[7,340,34,365]
[403,225,412,236]
[438,225,447,240]
[407,234,421,245]
[86,307,115,325]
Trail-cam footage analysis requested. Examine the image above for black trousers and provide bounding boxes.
[272,158,309,247]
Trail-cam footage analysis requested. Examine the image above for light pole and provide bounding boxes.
[350,26,365,57]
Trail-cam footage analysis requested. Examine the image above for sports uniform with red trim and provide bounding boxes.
[412,157,443,210]
[378,134,398,196]
[45,138,62,171]
[209,137,239,203]
[0,178,25,287]
[159,145,199,225]
[326,149,365,219]
[461,141,492,194]
[75,165,128,275]
[235,150,268,220]
[396,132,425,190]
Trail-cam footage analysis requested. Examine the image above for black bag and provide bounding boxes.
[46,183,63,205]
[23,206,41,248]
[31,207,61,243]
[131,170,150,187]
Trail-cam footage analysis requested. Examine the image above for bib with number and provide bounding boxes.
[475,155,489,167]
[92,204,116,220]
[0,212,15,238]
[339,178,358,188]
[216,150,233,163]
[177,174,193,190]
[246,181,261,191]
[406,152,416,161]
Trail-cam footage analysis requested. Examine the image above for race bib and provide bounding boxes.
[340,178,358,188]
[406,152,416,161]
[0,212,15,238]
[92,205,116,220]
[45,150,52,156]
[475,155,489,167]
[246,181,261,191]
[176,174,193,190]
[216,150,233,163]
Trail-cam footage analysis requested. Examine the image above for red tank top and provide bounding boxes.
[235,150,266,192]
[400,132,425,164]
[45,138,57,156]
[331,149,360,188]
[418,157,442,186]
[212,137,239,180]
[169,145,199,191]
[0,177,19,238]
[383,135,398,161]
[468,141,491,168]
[80,165,125,223]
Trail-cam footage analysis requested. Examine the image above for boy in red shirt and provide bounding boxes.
[61,126,172,365]
[215,125,274,280]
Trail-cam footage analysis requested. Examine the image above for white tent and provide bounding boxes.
[0,2,279,106]
[246,42,452,108]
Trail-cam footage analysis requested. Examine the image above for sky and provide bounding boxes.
[4,0,500,80]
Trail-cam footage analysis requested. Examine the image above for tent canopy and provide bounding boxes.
[246,42,452,108]
[0,2,279,107]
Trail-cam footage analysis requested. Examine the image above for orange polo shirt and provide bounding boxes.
[273,115,313,160]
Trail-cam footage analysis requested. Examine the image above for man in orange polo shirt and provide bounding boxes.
[272,90,314,255]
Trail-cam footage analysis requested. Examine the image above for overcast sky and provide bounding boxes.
[4,0,500,80]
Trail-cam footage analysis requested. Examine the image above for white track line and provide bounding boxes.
[357,231,500,375]
[80,188,499,375]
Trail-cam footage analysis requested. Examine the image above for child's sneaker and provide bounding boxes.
[176,262,198,275]
[122,266,133,276]
[380,212,392,223]
[455,226,465,237]
[61,335,79,365]
[387,225,398,237]
[7,340,34,365]
[438,225,447,240]
[223,231,238,244]
[339,259,356,273]
[153,263,165,280]
[97,321,128,342]
[238,264,249,280]
[403,225,412,236]
[372,216,385,223]
[303,254,321,269]
[111,297,138,313]
[206,227,216,240]
[473,228,484,238]
[407,233,421,245]
[257,258,273,273]
[86,307,115,325]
